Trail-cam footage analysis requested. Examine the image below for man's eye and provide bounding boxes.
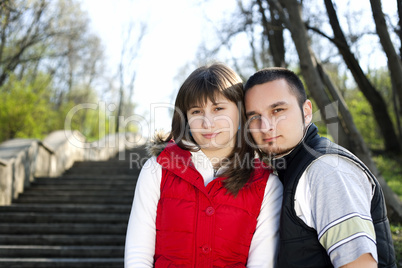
[249,115,261,121]
[273,108,284,113]
[215,107,224,111]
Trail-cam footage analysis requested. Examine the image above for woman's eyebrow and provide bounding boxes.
[188,105,202,109]
[212,101,228,105]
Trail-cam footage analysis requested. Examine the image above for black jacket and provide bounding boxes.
[273,124,396,268]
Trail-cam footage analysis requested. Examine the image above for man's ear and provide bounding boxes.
[303,100,313,125]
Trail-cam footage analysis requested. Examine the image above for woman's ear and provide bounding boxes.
[303,100,313,125]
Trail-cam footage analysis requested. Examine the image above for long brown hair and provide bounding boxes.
[165,63,255,196]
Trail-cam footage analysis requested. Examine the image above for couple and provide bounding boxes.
[124,63,396,267]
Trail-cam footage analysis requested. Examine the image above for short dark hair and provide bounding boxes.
[244,67,307,109]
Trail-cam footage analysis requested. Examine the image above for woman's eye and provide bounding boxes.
[215,107,224,111]
[191,110,200,115]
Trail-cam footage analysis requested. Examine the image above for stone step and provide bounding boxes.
[14,195,133,204]
[29,181,135,188]
[0,258,123,268]
[0,223,127,235]
[0,212,129,223]
[0,145,147,267]
[0,204,131,214]
[33,177,136,184]
[64,167,139,176]
[20,190,134,196]
[28,184,135,191]
[0,245,124,258]
[0,234,125,246]
[57,174,137,179]
[71,160,135,167]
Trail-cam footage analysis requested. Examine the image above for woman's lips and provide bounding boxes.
[202,132,219,139]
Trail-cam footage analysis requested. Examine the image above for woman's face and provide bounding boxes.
[186,94,239,159]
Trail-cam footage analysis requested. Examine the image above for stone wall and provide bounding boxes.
[0,130,145,206]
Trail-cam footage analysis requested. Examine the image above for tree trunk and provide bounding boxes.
[324,0,401,154]
[370,0,402,144]
[315,56,365,154]
[398,0,402,60]
[268,0,402,223]
[256,0,286,67]
[267,0,351,149]
[315,56,402,223]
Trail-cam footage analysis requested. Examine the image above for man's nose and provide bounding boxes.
[260,116,273,133]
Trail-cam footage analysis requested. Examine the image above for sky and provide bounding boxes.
[81,0,235,137]
[81,0,397,138]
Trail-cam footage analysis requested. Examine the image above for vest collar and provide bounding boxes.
[157,142,218,194]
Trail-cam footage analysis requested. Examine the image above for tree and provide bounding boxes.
[193,0,402,221]
[0,0,108,142]
[0,0,106,104]
[319,0,401,154]
[0,72,57,140]
[0,0,50,87]
[370,0,402,143]
[398,0,402,60]
[255,0,286,67]
[267,0,402,222]
[115,22,146,133]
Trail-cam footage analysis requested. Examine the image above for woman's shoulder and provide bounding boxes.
[253,158,273,173]
[146,131,170,157]
[139,156,161,176]
[247,158,273,183]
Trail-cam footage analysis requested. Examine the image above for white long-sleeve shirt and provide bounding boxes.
[125,149,283,268]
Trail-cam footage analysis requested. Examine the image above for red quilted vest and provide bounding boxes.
[155,143,270,267]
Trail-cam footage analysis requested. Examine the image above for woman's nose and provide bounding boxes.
[202,113,215,129]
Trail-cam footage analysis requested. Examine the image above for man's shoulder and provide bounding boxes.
[305,154,368,185]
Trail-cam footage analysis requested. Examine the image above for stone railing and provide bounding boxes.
[0,130,146,206]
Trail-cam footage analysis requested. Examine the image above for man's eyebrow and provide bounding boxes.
[246,101,288,117]
[270,101,287,108]
[246,111,257,117]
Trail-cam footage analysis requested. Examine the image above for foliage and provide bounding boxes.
[344,67,398,152]
[345,89,384,151]
[391,224,402,267]
[374,155,402,200]
[0,73,58,141]
[0,71,116,142]
[368,67,393,104]
[374,154,402,266]
[61,100,111,142]
[0,0,140,144]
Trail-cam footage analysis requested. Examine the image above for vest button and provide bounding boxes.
[205,206,215,216]
[201,244,211,254]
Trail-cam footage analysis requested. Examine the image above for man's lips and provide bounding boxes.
[202,132,220,139]
[263,136,278,143]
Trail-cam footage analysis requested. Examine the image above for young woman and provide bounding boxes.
[124,63,283,267]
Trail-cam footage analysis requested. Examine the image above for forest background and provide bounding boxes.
[1,0,402,264]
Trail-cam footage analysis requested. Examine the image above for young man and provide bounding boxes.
[244,67,396,268]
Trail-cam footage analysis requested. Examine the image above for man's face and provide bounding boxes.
[245,79,312,156]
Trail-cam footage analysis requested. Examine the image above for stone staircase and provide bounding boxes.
[0,146,147,268]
